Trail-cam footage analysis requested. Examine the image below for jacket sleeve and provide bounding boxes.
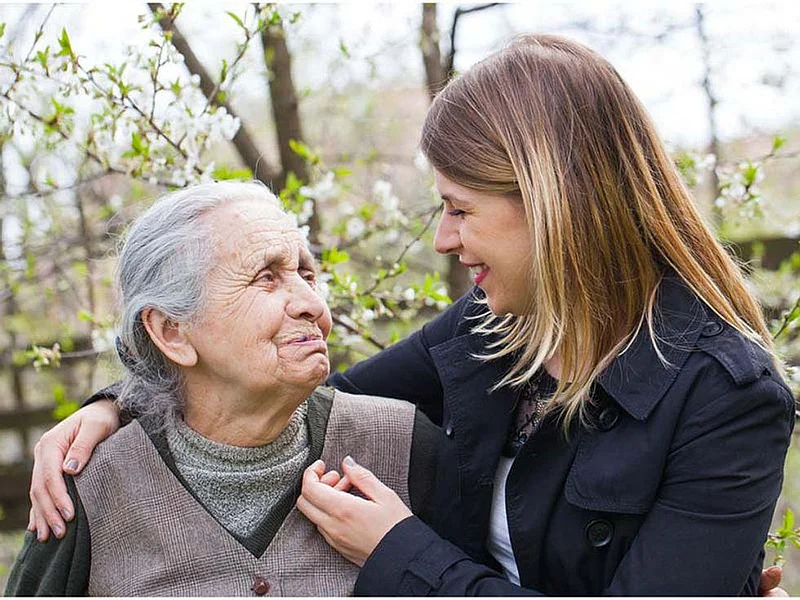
[355,516,539,596]
[327,290,480,426]
[4,476,90,596]
[605,376,794,596]
[407,408,440,526]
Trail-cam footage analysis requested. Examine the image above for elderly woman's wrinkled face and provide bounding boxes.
[186,199,332,398]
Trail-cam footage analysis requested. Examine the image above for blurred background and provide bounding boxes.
[0,1,798,591]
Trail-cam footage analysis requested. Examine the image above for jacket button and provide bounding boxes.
[701,321,723,336]
[585,519,614,548]
[597,406,620,431]
[445,424,454,438]
[252,575,270,596]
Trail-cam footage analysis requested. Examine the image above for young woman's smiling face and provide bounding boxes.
[433,171,533,315]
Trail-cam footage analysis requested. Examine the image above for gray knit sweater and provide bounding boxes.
[165,402,310,537]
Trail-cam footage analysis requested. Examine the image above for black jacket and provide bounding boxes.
[330,276,795,596]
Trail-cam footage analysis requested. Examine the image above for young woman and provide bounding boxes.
[26,35,794,595]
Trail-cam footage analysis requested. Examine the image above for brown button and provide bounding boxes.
[252,575,270,596]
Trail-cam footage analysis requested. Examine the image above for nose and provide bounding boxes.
[433,211,461,255]
[286,276,327,323]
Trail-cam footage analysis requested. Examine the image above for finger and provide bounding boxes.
[27,508,35,532]
[30,486,65,540]
[62,420,106,476]
[301,468,369,514]
[307,459,326,477]
[340,456,392,502]
[759,566,782,594]
[31,442,68,538]
[320,470,341,487]
[296,493,333,528]
[333,474,352,492]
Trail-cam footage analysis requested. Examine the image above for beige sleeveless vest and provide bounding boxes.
[74,390,415,596]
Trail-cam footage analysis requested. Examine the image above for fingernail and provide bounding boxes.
[343,455,357,467]
[58,506,73,520]
[37,531,45,542]
[65,458,79,472]
[52,524,64,537]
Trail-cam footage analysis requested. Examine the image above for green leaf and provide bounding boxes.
[322,247,350,265]
[53,399,80,421]
[35,46,51,72]
[288,139,318,163]
[225,11,246,31]
[52,383,66,404]
[772,135,787,153]
[0,23,6,38]
[784,508,795,531]
[333,167,352,178]
[212,165,253,181]
[339,40,350,58]
[56,28,74,59]
[129,131,149,157]
[72,261,89,278]
[742,163,759,186]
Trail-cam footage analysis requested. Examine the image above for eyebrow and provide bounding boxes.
[254,246,316,272]
[298,248,316,271]
[440,193,470,205]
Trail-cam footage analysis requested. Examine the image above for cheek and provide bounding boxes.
[320,307,333,340]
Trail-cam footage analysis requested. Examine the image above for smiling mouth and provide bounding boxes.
[466,264,489,285]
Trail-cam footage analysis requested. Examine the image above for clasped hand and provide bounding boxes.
[296,456,412,567]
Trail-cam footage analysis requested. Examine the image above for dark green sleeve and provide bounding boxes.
[408,407,440,525]
[4,476,90,596]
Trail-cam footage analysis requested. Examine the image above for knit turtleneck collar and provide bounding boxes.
[165,401,310,537]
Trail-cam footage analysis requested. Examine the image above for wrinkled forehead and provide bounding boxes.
[205,198,312,266]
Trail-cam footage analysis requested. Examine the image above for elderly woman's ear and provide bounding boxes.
[141,307,198,367]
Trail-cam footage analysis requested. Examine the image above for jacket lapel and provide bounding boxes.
[430,332,517,560]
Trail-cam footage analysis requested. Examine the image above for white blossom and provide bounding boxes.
[91,328,116,353]
[346,217,365,238]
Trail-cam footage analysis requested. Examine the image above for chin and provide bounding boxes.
[486,296,510,316]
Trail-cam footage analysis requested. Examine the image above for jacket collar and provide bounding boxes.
[596,274,708,421]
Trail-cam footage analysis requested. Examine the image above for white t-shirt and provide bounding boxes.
[485,455,520,585]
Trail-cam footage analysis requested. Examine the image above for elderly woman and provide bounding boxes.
[5,182,437,596]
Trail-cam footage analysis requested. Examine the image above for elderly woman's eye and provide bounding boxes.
[302,271,317,285]
[255,270,275,284]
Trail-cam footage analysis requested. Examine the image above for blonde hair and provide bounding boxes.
[421,34,774,429]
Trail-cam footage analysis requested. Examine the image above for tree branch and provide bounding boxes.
[445,3,502,77]
[148,3,281,185]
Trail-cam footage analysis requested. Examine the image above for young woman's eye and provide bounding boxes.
[447,209,466,217]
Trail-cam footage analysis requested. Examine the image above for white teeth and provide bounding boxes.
[469,264,485,275]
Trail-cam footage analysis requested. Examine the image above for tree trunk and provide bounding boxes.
[421,4,447,102]
[419,4,473,300]
[260,17,320,244]
[695,5,722,230]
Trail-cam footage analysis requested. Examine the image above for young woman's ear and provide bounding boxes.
[140,308,198,367]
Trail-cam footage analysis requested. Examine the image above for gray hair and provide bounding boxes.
[115,181,282,424]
